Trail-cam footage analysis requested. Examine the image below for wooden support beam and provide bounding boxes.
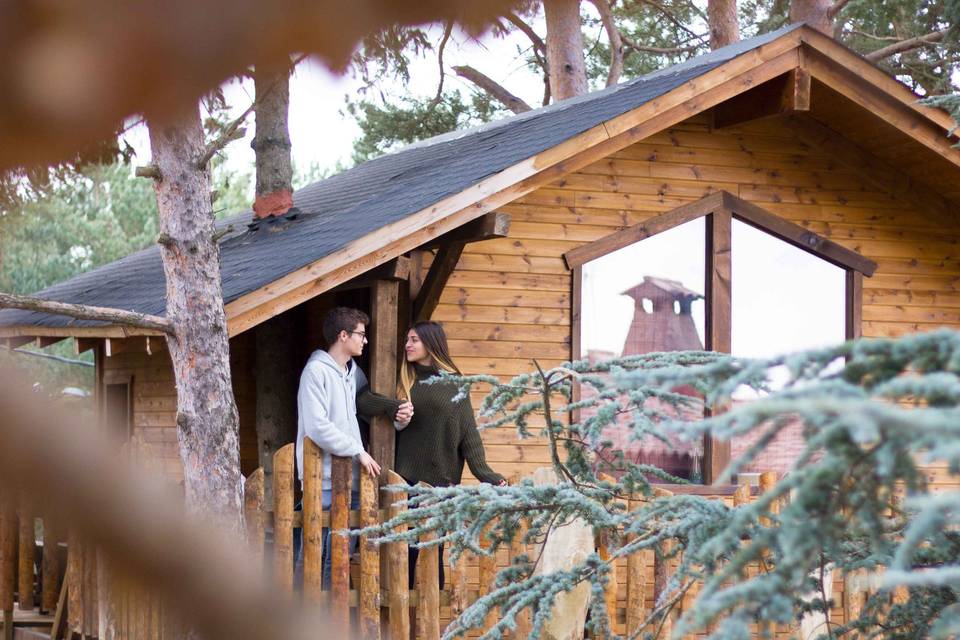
[781,114,957,227]
[712,69,810,129]
[846,271,863,340]
[420,212,510,251]
[104,337,155,357]
[703,209,731,485]
[74,339,99,355]
[720,192,876,275]
[412,243,466,323]
[564,193,724,268]
[329,256,412,293]
[369,281,399,480]
[5,336,37,350]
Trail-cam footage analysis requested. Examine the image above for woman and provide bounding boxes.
[394,321,506,588]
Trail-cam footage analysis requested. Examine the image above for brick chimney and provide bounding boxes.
[620,276,703,355]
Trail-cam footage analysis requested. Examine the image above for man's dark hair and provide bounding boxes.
[322,307,370,347]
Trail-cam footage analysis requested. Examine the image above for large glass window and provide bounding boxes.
[572,194,864,482]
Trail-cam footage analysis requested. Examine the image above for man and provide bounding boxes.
[295,306,413,588]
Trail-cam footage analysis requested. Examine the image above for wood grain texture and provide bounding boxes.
[301,440,323,600]
[385,471,410,640]
[272,443,295,592]
[359,471,380,640]
[330,456,351,628]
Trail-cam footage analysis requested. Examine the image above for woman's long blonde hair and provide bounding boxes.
[398,321,461,401]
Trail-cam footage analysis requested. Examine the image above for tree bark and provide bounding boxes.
[544,0,589,101]
[865,28,949,61]
[251,58,294,219]
[147,109,242,530]
[708,0,740,49]
[789,0,834,36]
[254,314,298,505]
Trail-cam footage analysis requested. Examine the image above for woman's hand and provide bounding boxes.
[395,401,414,425]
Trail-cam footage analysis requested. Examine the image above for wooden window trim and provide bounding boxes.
[568,191,873,484]
[102,372,133,443]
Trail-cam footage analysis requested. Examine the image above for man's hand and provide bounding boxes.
[356,451,381,477]
[395,401,414,425]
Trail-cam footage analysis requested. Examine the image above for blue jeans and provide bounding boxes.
[294,489,360,590]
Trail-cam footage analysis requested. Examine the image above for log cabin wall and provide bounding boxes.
[429,111,960,489]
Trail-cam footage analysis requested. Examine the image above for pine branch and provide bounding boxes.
[429,21,454,109]
[827,0,852,18]
[865,28,950,62]
[0,292,173,334]
[586,0,623,86]
[620,31,700,54]
[452,65,532,113]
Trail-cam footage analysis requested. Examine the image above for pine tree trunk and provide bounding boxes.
[251,58,294,219]
[708,0,740,49]
[148,110,243,530]
[251,58,297,502]
[544,0,589,101]
[789,0,833,36]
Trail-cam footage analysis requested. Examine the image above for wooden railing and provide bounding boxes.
[2,445,869,640]
[0,497,69,640]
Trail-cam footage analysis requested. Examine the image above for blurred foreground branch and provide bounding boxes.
[0,364,340,640]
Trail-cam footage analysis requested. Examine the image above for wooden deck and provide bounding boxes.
[1,604,53,640]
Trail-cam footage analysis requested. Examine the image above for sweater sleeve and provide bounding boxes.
[357,386,402,421]
[458,398,504,485]
[299,366,363,458]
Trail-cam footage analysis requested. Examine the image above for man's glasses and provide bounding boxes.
[350,330,368,342]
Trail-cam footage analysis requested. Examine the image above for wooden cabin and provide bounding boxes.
[3,23,960,637]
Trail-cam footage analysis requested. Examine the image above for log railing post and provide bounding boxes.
[478,520,498,634]
[41,510,62,615]
[415,482,440,640]
[243,469,266,572]
[359,470,381,639]
[18,497,35,612]
[272,444,295,592]
[625,492,646,636]
[1,496,15,640]
[652,487,675,639]
[301,441,323,600]
[385,471,410,640]
[508,474,531,639]
[330,456,352,629]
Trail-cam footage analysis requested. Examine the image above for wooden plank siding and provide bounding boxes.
[424,111,960,485]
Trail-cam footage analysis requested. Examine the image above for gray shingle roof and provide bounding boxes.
[0,24,803,330]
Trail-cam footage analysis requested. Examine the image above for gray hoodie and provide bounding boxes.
[296,349,368,489]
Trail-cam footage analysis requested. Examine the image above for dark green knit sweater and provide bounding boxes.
[394,363,504,487]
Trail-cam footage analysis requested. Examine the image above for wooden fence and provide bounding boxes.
[2,443,874,640]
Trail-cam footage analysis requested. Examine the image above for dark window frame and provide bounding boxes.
[565,190,875,483]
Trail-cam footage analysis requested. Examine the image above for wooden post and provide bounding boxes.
[652,487,675,639]
[254,314,298,506]
[359,471,381,640]
[448,553,468,622]
[704,209,732,484]
[625,494,646,636]
[416,483,440,640]
[82,540,97,638]
[42,512,61,614]
[1,497,15,640]
[243,469,266,572]
[758,472,778,638]
[330,456,352,629]
[66,530,82,637]
[597,474,618,637]
[845,270,863,340]
[478,521,497,634]
[508,475,531,639]
[385,471,410,640]
[272,443,295,592]
[17,497,35,612]
[301,441,323,600]
[370,282,399,480]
